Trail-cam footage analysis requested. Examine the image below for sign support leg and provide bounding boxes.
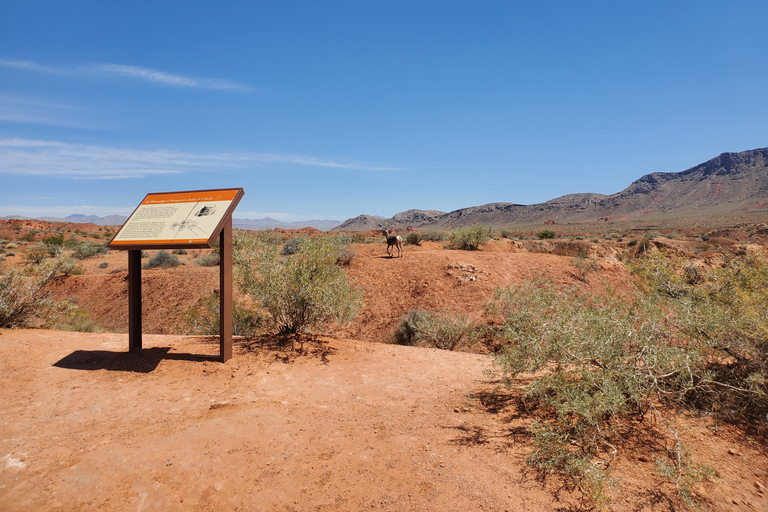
[219,217,233,362]
[128,249,142,352]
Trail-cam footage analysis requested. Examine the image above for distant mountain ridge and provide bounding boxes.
[333,148,768,231]
[0,213,342,231]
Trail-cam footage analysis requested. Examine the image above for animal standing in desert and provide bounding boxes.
[382,229,403,258]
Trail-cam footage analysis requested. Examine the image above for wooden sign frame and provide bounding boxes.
[108,188,244,362]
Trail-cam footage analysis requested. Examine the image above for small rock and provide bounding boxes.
[755,481,765,492]
[727,448,741,456]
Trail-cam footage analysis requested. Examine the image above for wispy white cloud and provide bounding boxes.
[0,94,94,128]
[0,138,402,179]
[0,57,253,92]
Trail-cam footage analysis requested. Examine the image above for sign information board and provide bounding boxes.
[109,188,243,249]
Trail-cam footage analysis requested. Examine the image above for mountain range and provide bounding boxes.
[333,147,768,231]
[4,148,766,232]
[0,214,341,231]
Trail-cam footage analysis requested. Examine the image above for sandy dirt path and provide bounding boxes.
[0,329,575,512]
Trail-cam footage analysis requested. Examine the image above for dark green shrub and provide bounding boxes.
[421,231,446,242]
[446,226,492,250]
[537,230,556,239]
[143,250,182,269]
[404,232,423,246]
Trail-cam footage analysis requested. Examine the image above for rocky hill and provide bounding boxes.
[334,148,768,231]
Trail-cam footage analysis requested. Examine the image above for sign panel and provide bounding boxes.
[109,188,244,249]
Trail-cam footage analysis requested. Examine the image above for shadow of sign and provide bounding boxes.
[53,348,219,373]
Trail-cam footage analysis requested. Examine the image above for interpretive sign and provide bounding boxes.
[109,188,244,250]
[109,188,244,362]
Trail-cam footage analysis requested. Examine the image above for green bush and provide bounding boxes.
[420,231,446,242]
[24,244,51,264]
[446,226,492,250]
[404,232,423,246]
[537,230,556,239]
[235,232,363,334]
[143,250,182,269]
[0,255,79,328]
[72,241,108,260]
[392,310,478,351]
[195,252,220,267]
[487,252,768,507]
[180,289,264,337]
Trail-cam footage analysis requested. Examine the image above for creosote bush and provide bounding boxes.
[404,232,423,246]
[144,250,182,269]
[235,232,363,334]
[180,289,264,337]
[392,309,478,351]
[537,230,556,239]
[446,226,492,250]
[0,255,79,328]
[487,253,768,508]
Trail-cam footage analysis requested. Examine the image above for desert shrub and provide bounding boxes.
[195,252,220,267]
[281,237,303,256]
[55,307,102,333]
[537,230,556,239]
[25,244,51,264]
[98,262,109,269]
[391,310,478,351]
[43,233,65,248]
[235,232,363,334]
[143,250,182,269]
[6,243,18,249]
[631,253,768,422]
[404,232,423,246]
[420,231,446,242]
[172,248,188,255]
[72,241,109,260]
[335,245,356,266]
[487,252,768,507]
[446,226,492,250]
[180,289,264,337]
[18,231,36,242]
[0,255,79,328]
[571,254,600,282]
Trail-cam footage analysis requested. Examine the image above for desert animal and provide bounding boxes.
[382,229,403,258]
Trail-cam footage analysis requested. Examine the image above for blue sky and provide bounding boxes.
[1,1,766,222]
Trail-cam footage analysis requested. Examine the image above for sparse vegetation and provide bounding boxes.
[143,250,182,269]
[180,289,264,337]
[391,309,479,351]
[235,232,363,334]
[486,252,768,508]
[72,241,109,260]
[404,232,423,246]
[446,226,492,250]
[0,255,79,328]
[537,230,556,239]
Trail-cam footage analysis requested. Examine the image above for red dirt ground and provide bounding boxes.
[1,220,768,511]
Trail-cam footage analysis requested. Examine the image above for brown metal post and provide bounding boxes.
[128,249,142,352]
[219,217,233,362]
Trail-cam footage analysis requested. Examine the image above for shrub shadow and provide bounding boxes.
[239,333,337,364]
